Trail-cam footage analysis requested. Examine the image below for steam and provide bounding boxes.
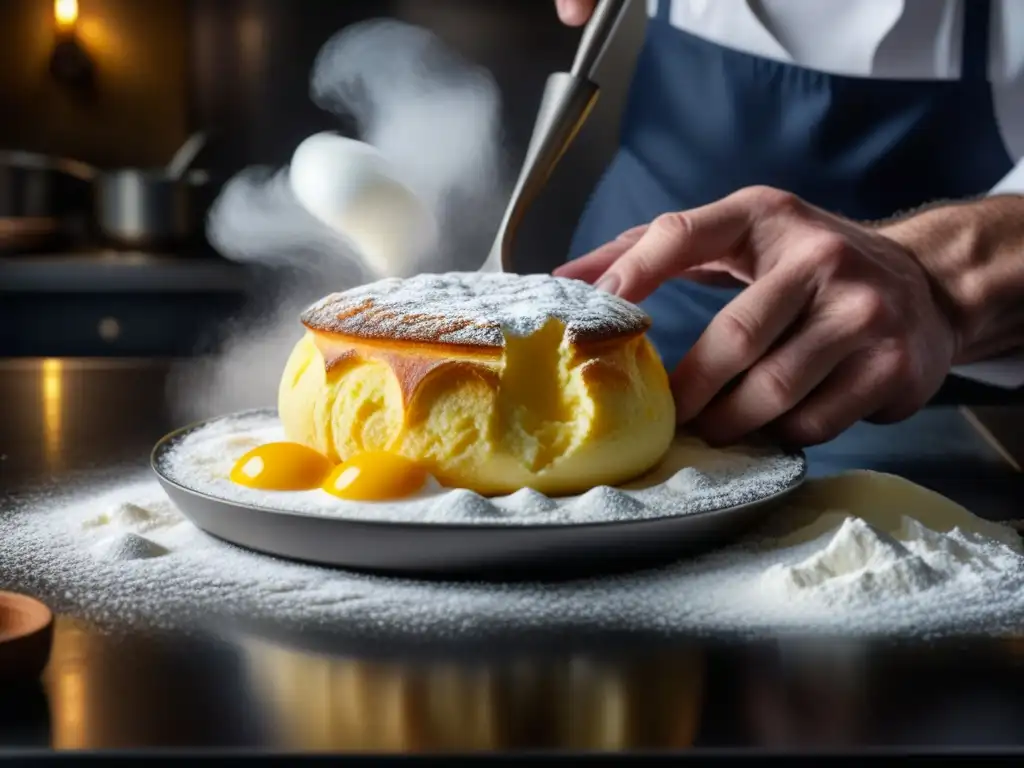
[312,19,505,240]
[169,20,508,423]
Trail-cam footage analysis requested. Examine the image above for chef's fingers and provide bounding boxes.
[594,189,769,303]
[864,352,942,425]
[670,262,815,424]
[555,0,597,25]
[679,265,750,289]
[690,312,865,446]
[552,225,646,283]
[769,350,904,447]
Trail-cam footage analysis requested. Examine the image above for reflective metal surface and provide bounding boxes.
[2,358,1024,752]
[3,620,1024,750]
[570,0,632,80]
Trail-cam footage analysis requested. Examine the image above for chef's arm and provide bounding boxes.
[878,189,1024,388]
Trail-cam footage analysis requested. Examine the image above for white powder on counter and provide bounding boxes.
[2,469,1023,640]
[154,411,807,525]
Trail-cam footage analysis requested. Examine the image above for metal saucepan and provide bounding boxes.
[95,132,211,249]
[94,167,209,249]
[0,150,94,252]
[2,133,212,252]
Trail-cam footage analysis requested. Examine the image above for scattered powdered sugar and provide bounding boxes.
[3,468,1024,640]
[91,533,170,562]
[82,498,183,534]
[299,272,651,347]
[153,410,807,525]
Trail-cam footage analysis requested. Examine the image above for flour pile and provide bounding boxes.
[2,468,1023,639]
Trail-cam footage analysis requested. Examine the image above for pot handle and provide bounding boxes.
[0,150,97,181]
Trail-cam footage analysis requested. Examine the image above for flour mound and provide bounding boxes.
[762,517,943,602]
[755,473,1024,618]
[83,499,183,535]
[92,533,170,562]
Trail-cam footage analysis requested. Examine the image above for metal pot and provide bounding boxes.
[0,151,94,252]
[94,168,209,249]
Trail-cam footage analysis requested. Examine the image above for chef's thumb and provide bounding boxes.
[555,0,597,26]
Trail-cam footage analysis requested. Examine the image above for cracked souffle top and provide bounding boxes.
[300,272,652,351]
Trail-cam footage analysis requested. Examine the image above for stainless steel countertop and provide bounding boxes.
[2,358,1024,752]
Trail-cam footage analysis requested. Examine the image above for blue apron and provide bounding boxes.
[569,0,1013,371]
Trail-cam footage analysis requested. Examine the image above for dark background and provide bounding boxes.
[0,0,649,358]
[0,0,649,274]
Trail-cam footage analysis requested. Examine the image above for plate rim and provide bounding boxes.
[150,408,808,533]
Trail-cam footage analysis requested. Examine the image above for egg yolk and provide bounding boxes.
[322,451,428,501]
[229,442,334,491]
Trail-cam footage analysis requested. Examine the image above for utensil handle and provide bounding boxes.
[570,0,632,80]
[167,132,208,180]
[0,150,96,181]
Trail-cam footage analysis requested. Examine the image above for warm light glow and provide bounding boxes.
[54,0,78,30]
[41,358,64,468]
[43,619,90,750]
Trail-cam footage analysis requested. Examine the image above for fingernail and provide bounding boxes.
[594,272,622,295]
[555,0,572,21]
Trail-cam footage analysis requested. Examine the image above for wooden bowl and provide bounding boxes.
[0,592,54,682]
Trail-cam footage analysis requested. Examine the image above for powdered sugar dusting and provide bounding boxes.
[153,410,806,525]
[300,272,651,347]
[3,470,1024,640]
[91,532,170,562]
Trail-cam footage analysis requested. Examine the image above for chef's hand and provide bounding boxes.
[555,0,597,26]
[554,186,959,447]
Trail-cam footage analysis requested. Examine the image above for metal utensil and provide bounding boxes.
[166,132,207,180]
[481,0,631,273]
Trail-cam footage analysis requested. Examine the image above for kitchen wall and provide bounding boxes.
[0,0,189,168]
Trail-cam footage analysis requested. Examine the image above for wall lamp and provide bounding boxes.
[50,0,95,92]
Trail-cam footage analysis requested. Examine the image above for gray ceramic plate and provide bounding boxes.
[151,412,807,580]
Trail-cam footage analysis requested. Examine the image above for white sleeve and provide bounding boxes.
[947,160,1024,388]
[989,159,1024,195]
[950,354,1024,389]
